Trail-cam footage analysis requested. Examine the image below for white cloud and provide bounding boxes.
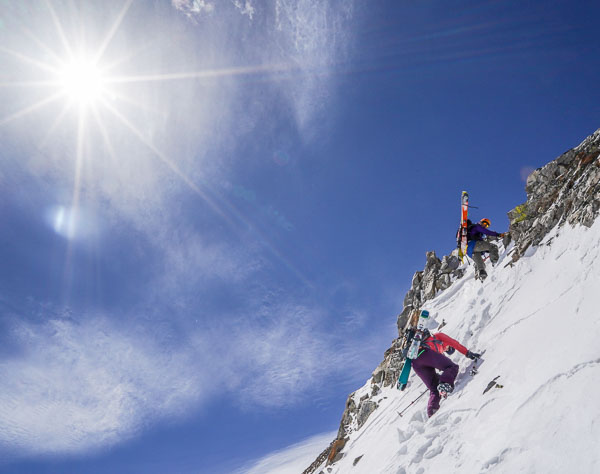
[238,431,335,474]
[214,298,388,409]
[273,0,355,134]
[0,295,387,456]
[233,0,255,19]
[158,230,262,295]
[225,306,339,407]
[169,0,357,138]
[0,316,214,456]
[172,0,215,18]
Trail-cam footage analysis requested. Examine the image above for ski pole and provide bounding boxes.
[397,388,428,417]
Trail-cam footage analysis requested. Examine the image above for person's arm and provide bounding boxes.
[474,224,501,238]
[434,333,468,355]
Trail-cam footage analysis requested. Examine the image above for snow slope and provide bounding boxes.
[325,219,600,474]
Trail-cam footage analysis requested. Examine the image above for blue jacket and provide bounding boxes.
[467,223,500,242]
[466,224,500,257]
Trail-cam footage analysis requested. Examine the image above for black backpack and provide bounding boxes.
[456,219,474,247]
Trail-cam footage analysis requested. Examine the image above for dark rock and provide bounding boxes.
[356,400,377,429]
[439,255,460,274]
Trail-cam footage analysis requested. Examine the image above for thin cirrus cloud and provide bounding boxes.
[171,0,215,18]
[0,298,381,456]
[0,315,215,456]
[273,0,355,134]
[171,0,356,135]
[215,297,392,409]
[237,430,337,474]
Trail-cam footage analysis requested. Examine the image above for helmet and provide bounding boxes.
[480,218,491,228]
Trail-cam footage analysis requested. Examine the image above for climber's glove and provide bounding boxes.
[466,350,481,360]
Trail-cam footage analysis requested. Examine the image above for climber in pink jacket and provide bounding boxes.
[412,331,480,417]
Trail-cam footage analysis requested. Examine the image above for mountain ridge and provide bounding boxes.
[304,128,600,474]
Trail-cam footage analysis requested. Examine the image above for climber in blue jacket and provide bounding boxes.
[466,218,505,280]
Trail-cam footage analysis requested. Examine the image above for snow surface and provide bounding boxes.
[322,219,600,474]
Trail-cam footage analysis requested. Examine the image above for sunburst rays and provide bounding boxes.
[0,0,312,293]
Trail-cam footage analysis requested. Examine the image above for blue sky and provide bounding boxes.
[0,0,599,472]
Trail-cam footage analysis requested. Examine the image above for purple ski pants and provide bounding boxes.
[412,348,459,417]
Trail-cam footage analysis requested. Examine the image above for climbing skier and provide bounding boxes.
[466,218,505,280]
[411,330,480,417]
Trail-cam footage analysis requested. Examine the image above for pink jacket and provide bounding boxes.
[422,332,468,356]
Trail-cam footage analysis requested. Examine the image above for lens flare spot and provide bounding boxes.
[46,205,97,241]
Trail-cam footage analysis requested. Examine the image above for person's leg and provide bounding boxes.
[427,391,441,417]
[412,364,440,417]
[420,350,460,388]
[474,240,499,262]
[412,350,443,417]
[471,243,486,273]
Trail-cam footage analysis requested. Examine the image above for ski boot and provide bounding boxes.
[476,269,487,281]
[437,383,454,399]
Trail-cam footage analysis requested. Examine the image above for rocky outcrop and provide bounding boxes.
[508,129,600,261]
[302,438,340,474]
[335,392,380,440]
[356,399,378,429]
[396,251,462,333]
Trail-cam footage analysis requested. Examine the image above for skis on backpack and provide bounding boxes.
[397,310,430,390]
[458,191,469,262]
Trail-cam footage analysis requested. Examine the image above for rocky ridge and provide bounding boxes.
[303,128,600,474]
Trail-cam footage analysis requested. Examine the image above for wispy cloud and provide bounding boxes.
[270,0,355,135]
[170,0,357,137]
[0,290,387,456]
[223,304,345,407]
[0,315,214,456]
[233,0,256,20]
[214,296,391,408]
[172,0,215,18]
[237,431,335,474]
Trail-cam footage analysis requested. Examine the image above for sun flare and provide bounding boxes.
[58,58,106,105]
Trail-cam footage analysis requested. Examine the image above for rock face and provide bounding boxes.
[508,129,600,262]
[303,128,600,473]
[396,252,462,333]
[302,439,340,474]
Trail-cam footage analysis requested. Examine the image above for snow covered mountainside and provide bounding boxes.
[316,219,600,473]
[305,129,600,474]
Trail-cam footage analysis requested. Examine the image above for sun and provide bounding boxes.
[57,57,106,106]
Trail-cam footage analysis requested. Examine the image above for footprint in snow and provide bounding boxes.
[396,428,409,443]
[410,410,426,423]
[410,438,434,464]
[481,447,518,471]
[429,411,450,426]
[424,443,444,459]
